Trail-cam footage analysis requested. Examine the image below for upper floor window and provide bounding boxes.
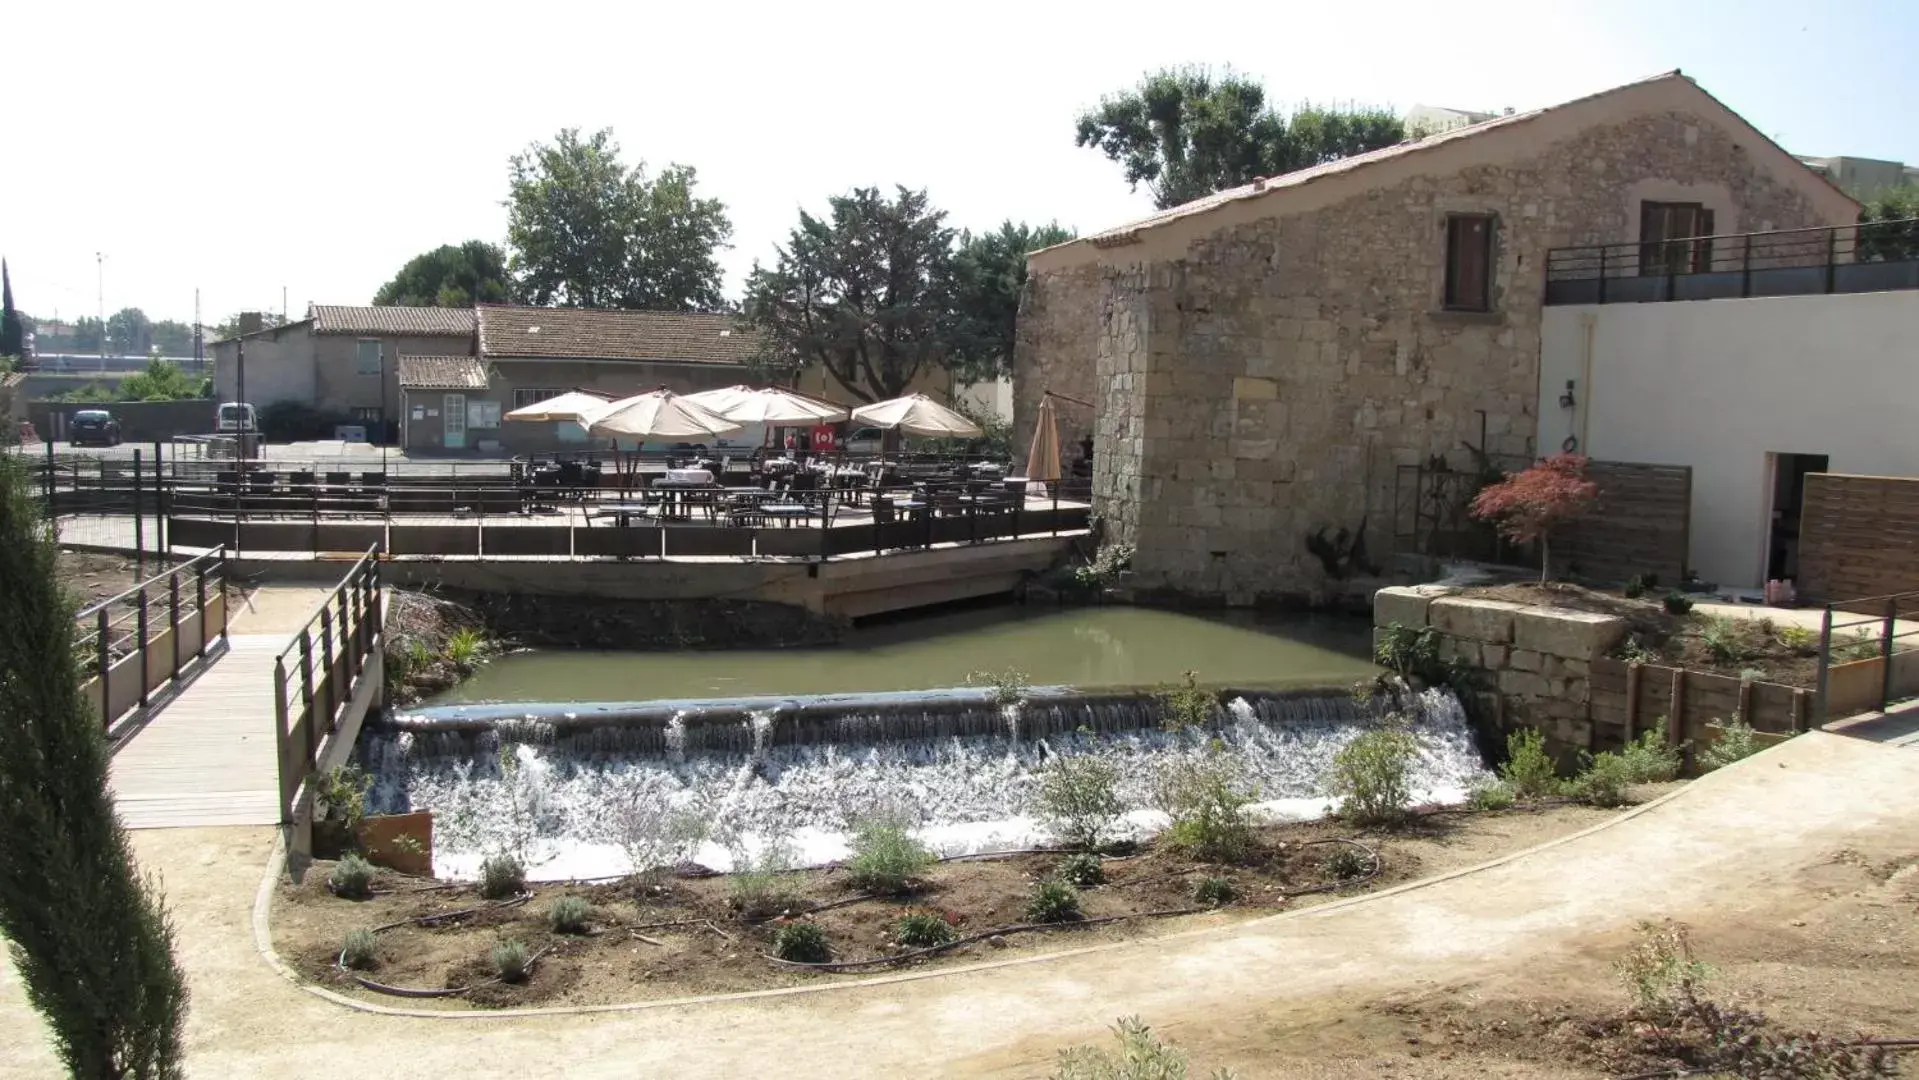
[1444,214,1495,312]
[1640,201,1715,276]
[355,339,382,376]
[513,387,566,410]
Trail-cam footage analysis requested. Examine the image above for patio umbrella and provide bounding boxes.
[1024,395,1063,482]
[502,389,614,423]
[850,393,982,438]
[685,385,850,424]
[587,388,742,440]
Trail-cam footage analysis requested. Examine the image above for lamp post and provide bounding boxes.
[95,252,106,367]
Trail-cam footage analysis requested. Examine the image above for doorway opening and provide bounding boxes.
[1765,452,1828,583]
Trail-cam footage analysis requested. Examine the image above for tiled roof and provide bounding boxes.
[477,305,759,365]
[396,354,489,390]
[312,305,475,337]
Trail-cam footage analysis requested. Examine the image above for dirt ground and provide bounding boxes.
[273,803,1630,1011]
[57,549,161,606]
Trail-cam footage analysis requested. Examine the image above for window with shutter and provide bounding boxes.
[1444,214,1494,312]
[1639,201,1716,275]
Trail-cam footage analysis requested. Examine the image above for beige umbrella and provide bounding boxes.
[587,389,742,440]
[1024,395,1063,482]
[685,385,849,424]
[850,393,983,438]
[503,389,614,423]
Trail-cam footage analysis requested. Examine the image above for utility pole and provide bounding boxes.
[236,337,250,461]
[193,288,203,369]
[95,252,106,366]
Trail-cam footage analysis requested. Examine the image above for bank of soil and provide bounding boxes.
[58,550,158,607]
[272,802,1629,1011]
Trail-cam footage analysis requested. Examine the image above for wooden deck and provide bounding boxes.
[108,635,283,829]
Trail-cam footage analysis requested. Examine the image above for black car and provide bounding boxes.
[70,409,122,447]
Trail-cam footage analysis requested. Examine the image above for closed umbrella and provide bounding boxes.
[587,389,742,440]
[503,389,614,423]
[1024,395,1062,483]
[849,393,982,438]
[685,385,849,424]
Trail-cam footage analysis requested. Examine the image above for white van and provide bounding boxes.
[216,402,257,432]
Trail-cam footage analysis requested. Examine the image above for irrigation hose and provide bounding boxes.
[762,906,1213,973]
[339,944,554,1000]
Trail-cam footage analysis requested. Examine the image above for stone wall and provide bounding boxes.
[1011,262,1105,460]
[1018,107,1840,603]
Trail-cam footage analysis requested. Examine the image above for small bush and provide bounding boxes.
[328,853,375,899]
[1026,879,1082,923]
[1833,631,1882,663]
[894,910,959,948]
[1699,719,1761,770]
[1467,780,1516,811]
[1054,1016,1237,1080]
[1569,751,1634,807]
[1622,575,1647,599]
[1156,670,1215,732]
[1775,624,1817,653]
[316,764,372,833]
[1498,728,1560,798]
[1618,729,1682,783]
[444,627,487,670]
[1325,726,1419,826]
[968,666,1030,708]
[1663,590,1693,615]
[1155,755,1257,864]
[490,938,531,983]
[1055,852,1106,888]
[1616,919,1711,1016]
[1374,622,1448,684]
[340,929,379,971]
[1035,753,1126,850]
[846,817,934,896]
[548,895,592,934]
[478,854,526,900]
[1320,844,1371,881]
[1191,875,1236,906]
[727,836,800,918]
[1698,616,1747,664]
[773,920,830,963]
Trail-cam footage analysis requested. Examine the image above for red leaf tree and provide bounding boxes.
[1470,453,1600,583]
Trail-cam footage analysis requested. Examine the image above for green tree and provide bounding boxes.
[1858,183,1919,262]
[373,241,510,307]
[148,321,194,357]
[71,316,105,354]
[950,220,1077,384]
[105,307,153,357]
[1,260,23,360]
[0,453,190,1078]
[742,185,963,403]
[1075,67,1407,209]
[208,311,289,342]
[118,358,206,401]
[505,128,731,310]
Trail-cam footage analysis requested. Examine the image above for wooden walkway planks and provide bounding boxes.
[109,635,283,829]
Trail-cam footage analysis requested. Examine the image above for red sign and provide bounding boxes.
[810,425,837,451]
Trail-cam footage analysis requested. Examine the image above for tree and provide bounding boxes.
[950,220,1077,384]
[505,128,731,310]
[0,452,190,1078]
[118,358,209,401]
[208,311,289,342]
[373,241,510,307]
[70,316,105,353]
[0,260,22,360]
[1470,453,1601,583]
[742,186,964,403]
[1858,184,1919,263]
[106,307,153,357]
[1075,67,1408,209]
[148,321,194,357]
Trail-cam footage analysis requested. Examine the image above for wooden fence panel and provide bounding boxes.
[1798,473,1919,605]
[1556,462,1692,586]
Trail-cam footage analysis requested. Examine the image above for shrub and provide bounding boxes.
[1155,670,1215,732]
[967,666,1030,708]
[1663,590,1693,615]
[316,764,372,834]
[1320,844,1371,881]
[607,796,709,886]
[490,938,531,983]
[1055,853,1106,888]
[1325,726,1419,826]
[846,816,934,896]
[1469,453,1600,582]
[328,853,375,899]
[340,929,379,971]
[1374,622,1443,682]
[1035,753,1126,851]
[1026,879,1082,923]
[1191,875,1236,906]
[1498,728,1560,798]
[478,854,526,900]
[1568,751,1634,807]
[547,895,593,934]
[1833,631,1882,663]
[772,920,830,963]
[1775,624,1817,653]
[1467,780,1515,811]
[1618,729,1682,783]
[1698,616,1747,664]
[1615,919,1711,1016]
[1155,755,1257,864]
[1699,719,1761,771]
[1054,1016,1237,1080]
[727,836,799,918]
[444,627,487,670]
[1622,575,1647,599]
[894,909,959,948]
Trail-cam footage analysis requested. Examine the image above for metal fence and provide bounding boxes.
[1815,590,1919,723]
[1545,217,1919,305]
[74,547,231,731]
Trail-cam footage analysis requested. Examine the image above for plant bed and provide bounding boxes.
[271,803,1628,1010]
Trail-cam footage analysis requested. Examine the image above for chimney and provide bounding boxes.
[238,311,265,335]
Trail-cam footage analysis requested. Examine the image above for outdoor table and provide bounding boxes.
[665,467,715,485]
[593,502,656,527]
[761,503,812,526]
[648,481,715,520]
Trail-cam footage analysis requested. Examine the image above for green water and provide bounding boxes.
[435,605,1378,703]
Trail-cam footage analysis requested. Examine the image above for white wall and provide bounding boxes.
[1540,291,1919,590]
[956,377,1013,424]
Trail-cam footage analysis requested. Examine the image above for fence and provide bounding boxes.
[1588,658,1811,765]
[1796,473,1919,605]
[74,547,231,731]
[1814,590,1919,722]
[273,546,384,860]
[1545,217,1919,305]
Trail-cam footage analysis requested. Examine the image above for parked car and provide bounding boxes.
[69,409,122,447]
[841,426,886,454]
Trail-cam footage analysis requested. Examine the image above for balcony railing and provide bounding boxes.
[1545,218,1919,305]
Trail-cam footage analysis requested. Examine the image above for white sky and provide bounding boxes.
[6,0,1915,327]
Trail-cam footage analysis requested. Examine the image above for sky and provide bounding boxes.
[5,0,1916,327]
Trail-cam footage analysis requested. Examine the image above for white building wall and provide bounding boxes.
[1540,291,1919,590]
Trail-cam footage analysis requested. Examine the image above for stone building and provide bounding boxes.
[1013,72,1857,605]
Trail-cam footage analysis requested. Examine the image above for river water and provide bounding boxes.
[431,604,1378,703]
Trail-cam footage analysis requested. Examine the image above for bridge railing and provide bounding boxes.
[74,546,231,731]
[273,545,385,861]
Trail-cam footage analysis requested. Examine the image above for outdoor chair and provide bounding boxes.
[360,472,388,491]
[872,496,897,525]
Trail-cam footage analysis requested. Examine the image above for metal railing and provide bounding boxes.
[74,546,230,731]
[1814,590,1919,724]
[1545,217,1919,305]
[273,546,385,858]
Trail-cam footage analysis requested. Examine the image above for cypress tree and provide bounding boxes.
[0,451,189,1078]
[0,259,23,360]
